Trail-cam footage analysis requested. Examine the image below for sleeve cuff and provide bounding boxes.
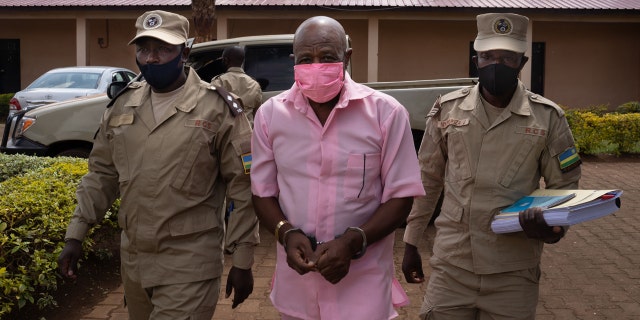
[64,220,90,241]
[232,244,255,270]
[403,227,423,247]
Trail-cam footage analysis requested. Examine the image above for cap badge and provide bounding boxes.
[143,14,163,30]
[493,18,512,35]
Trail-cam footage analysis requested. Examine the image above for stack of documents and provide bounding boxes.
[491,189,623,234]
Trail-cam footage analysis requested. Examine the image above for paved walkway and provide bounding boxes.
[76,157,640,320]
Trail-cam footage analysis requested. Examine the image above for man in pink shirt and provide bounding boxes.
[251,16,425,319]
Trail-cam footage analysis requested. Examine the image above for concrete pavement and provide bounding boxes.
[77,157,640,319]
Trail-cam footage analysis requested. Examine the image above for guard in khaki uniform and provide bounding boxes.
[57,10,259,320]
[402,13,581,319]
[211,46,263,125]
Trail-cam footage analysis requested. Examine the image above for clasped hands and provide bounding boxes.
[284,231,357,284]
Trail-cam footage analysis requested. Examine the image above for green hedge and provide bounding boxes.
[0,93,11,123]
[0,154,119,317]
[566,101,640,155]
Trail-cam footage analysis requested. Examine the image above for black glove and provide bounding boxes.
[519,207,566,244]
[57,239,83,279]
[225,266,254,309]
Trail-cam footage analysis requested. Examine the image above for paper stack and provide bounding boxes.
[491,189,623,234]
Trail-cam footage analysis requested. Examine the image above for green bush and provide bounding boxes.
[616,101,640,114]
[0,154,61,183]
[0,93,12,123]
[566,108,640,155]
[0,155,119,317]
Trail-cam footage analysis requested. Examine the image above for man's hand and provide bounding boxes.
[313,238,353,284]
[519,207,566,244]
[225,266,253,309]
[57,239,83,279]
[284,231,317,275]
[402,243,425,283]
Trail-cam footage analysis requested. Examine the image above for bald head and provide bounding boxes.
[293,16,350,65]
[222,45,245,68]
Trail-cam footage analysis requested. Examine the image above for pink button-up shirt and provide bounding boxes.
[251,73,425,319]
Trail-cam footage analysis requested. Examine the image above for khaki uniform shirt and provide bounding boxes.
[65,68,259,288]
[404,82,581,274]
[212,67,263,124]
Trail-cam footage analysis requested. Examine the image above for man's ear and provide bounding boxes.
[181,47,191,62]
[343,48,353,70]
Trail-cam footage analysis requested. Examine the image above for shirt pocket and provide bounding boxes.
[344,153,382,201]
[445,132,472,182]
[171,141,217,197]
[498,134,545,188]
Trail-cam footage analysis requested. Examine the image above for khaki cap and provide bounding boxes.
[474,13,529,53]
[129,10,189,45]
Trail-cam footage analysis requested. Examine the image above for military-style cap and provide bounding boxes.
[474,13,529,53]
[128,10,189,45]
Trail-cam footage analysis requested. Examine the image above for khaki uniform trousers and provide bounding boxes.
[420,257,540,320]
[123,265,221,320]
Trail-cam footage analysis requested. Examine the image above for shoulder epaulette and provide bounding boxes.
[209,85,244,117]
[439,86,472,105]
[528,93,564,116]
[427,95,442,118]
[427,87,472,118]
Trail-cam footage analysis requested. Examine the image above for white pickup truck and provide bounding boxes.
[1,34,476,158]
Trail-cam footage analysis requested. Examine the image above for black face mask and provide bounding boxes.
[477,63,520,96]
[137,52,184,90]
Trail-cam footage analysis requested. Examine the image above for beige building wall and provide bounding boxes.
[1,8,638,110]
[0,19,77,88]
[534,21,640,108]
[378,20,476,81]
[86,19,138,73]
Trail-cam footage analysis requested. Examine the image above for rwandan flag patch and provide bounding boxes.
[241,153,252,174]
[558,146,581,173]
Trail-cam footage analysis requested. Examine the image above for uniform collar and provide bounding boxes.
[125,67,202,113]
[463,80,532,116]
[227,66,245,74]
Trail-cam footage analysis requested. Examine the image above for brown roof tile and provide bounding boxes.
[0,0,638,10]
[216,0,640,10]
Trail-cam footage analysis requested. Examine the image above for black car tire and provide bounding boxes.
[55,148,91,159]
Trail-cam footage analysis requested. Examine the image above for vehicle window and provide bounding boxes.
[244,45,294,91]
[112,71,136,82]
[125,71,137,81]
[189,49,225,83]
[29,72,100,89]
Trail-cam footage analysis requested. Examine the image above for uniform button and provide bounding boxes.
[462,88,470,94]
[531,94,538,99]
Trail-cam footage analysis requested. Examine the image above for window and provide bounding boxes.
[244,45,294,91]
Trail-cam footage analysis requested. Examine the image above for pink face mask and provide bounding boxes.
[294,62,345,103]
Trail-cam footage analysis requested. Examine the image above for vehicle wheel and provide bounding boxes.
[55,148,91,158]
